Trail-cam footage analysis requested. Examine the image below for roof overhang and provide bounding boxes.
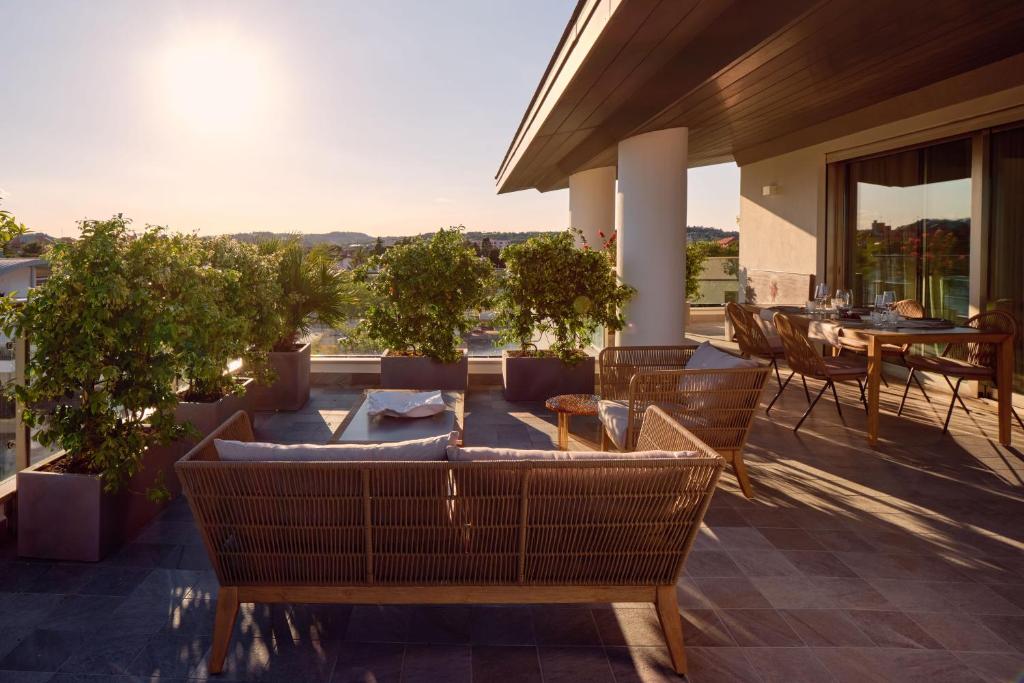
[496,0,1024,194]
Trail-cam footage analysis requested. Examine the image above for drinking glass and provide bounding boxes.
[814,282,829,304]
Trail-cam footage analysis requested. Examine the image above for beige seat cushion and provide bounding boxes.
[214,432,456,462]
[446,445,698,462]
[685,341,760,370]
[598,399,630,449]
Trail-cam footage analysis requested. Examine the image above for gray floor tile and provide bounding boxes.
[472,645,541,683]
[537,647,614,683]
[332,642,404,683]
[401,644,470,683]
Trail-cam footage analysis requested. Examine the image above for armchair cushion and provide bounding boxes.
[598,399,630,449]
[685,341,760,370]
[214,432,456,462]
[446,445,697,462]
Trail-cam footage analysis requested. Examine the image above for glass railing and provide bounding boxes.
[0,332,60,485]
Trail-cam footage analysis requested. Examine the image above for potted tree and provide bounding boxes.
[248,239,355,411]
[2,217,190,561]
[496,230,634,401]
[173,235,283,436]
[359,227,493,390]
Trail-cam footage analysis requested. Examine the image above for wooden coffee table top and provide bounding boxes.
[330,390,465,445]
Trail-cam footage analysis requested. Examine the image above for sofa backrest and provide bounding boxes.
[176,407,723,589]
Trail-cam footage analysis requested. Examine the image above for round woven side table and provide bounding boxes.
[544,393,600,450]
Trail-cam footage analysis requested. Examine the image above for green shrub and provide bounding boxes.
[261,238,357,351]
[495,230,635,363]
[358,227,493,363]
[0,217,188,496]
[172,235,284,400]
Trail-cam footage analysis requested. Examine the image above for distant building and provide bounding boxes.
[715,236,738,248]
[0,258,50,297]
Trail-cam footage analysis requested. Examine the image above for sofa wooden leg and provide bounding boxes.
[209,586,239,675]
[730,451,754,499]
[600,429,611,451]
[655,585,687,675]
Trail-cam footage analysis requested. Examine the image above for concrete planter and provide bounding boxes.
[380,350,469,390]
[501,351,595,402]
[248,343,311,412]
[16,440,184,562]
[176,377,254,442]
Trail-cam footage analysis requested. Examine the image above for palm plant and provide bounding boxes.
[263,238,357,351]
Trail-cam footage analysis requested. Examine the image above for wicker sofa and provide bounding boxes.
[176,407,723,676]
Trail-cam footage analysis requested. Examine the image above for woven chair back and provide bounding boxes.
[773,312,827,378]
[725,302,773,357]
[945,310,1017,369]
[623,364,771,452]
[598,345,697,401]
[892,299,925,319]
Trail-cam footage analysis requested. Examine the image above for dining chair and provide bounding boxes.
[898,309,1024,434]
[839,298,927,391]
[726,302,789,412]
[773,313,869,432]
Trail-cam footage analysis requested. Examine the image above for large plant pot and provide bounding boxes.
[380,350,469,390]
[248,343,311,412]
[502,351,595,402]
[176,377,254,442]
[17,440,184,562]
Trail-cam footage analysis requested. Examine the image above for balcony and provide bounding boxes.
[0,378,1020,682]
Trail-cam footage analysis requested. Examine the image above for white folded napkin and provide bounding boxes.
[366,390,446,418]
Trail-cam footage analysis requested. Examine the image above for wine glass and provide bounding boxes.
[814,282,829,309]
[882,291,896,309]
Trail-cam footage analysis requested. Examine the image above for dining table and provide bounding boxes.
[751,306,1015,447]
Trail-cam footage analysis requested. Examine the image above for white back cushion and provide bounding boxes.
[685,341,759,370]
[446,446,699,462]
[215,432,456,462]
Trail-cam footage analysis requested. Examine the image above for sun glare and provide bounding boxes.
[158,31,273,137]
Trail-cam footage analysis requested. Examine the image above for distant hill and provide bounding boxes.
[228,231,376,246]
[687,226,739,242]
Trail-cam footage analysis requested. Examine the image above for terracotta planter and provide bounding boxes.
[501,351,595,402]
[248,343,311,412]
[380,350,469,390]
[17,440,184,562]
[176,377,254,441]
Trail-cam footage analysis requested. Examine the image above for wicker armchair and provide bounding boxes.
[773,313,869,432]
[899,310,1024,433]
[598,344,698,401]
[600,363,770,498]
[177,407,724,676]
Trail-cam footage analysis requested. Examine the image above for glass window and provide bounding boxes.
[988,124,1024,393]
[844,138,972,320]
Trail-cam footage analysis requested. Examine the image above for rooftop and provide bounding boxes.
[1,381,1020,682]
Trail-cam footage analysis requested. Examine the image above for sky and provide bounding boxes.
[0,1,740,238]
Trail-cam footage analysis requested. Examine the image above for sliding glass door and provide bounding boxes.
[988,124,1024,393]
[843,138,972,319]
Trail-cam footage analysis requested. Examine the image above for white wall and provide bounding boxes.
[0,269,34,298]
[738,147,823,278]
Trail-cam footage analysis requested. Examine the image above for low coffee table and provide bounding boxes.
[545,393,600,450]
[330,390,465,445]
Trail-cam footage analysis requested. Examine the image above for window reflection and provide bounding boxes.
[846,138,972,321]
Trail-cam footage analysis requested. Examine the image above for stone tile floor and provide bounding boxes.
[0,378,1022,682]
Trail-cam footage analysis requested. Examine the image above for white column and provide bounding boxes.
[568,166,616,248]
[615,127,688,346]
